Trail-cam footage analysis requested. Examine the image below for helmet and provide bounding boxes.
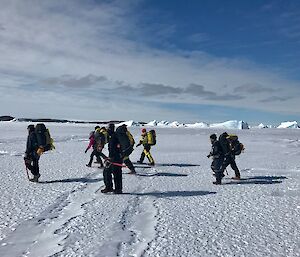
[141,128,146,133]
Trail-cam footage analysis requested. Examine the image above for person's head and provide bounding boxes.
[107,123,115,134]
[141,128,147,135]
[27,124,35,133]
[121,124,128,131]
[94,126,100,130]
[210,133,217,143]
[100,126,106,131]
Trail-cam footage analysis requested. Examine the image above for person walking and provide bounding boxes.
[85,126,104,168]
[136,128,155,165]
[24,124,41,182]
[100,123,123,194]
[219,132,241,180]
[207,133,225,185]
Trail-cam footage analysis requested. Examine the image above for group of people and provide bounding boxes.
[25,123,243,190]
[207,132,242,185]
[84,124,155,193]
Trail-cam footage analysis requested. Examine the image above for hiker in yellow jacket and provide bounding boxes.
[136,128,155,165]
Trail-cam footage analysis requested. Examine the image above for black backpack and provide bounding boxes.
[35,123,53,151]
[115,125,133,157]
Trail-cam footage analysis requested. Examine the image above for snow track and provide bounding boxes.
[0,124,300,257]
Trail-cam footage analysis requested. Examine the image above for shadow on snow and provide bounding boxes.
[136,172,188,177]
[123,190,216,198]
[39,177,103,184]
[224,175,287,185]
[134,162,200,168]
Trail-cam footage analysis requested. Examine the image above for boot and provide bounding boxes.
[128,169,136,174]
[101,188,114,193]
[30,174,40,182]
[114,189,123,194]
[86,163,91,167]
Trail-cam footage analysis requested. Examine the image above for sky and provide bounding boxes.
[0,0,299,124]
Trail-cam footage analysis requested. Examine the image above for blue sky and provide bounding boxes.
[0,0,299,124]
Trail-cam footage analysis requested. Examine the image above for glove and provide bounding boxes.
[207,154,211,158]
[85,149,88,153]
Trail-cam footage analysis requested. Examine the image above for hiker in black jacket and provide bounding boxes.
[219,133,241,180]
[207,134,224,185]
[24,124,40,182]
[100,124,123,194]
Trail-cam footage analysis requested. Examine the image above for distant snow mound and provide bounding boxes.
[186,122,209,128]
[277,121,299,129]
[210,120,249,129]
[146,120,158,126]
[169,121,186,127]
[116,120,141,127]
[146,120,171,127]
[256,123,269,129]
[157,120,170,126]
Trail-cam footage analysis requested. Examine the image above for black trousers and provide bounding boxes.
[103,164,122,191]
[221,155,240,177]
[211,157,224,183]
[88,149,103,166]
[25,157,40,176]
[123,157,135,172]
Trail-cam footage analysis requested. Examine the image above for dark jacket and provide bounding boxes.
[209,140,224,160]
[25,131,38,156]
[100,132,122,163]
[108,133,122,163]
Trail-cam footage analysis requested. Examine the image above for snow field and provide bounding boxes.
[0,123,299,256]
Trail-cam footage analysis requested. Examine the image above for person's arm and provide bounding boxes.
[85,137,94,153]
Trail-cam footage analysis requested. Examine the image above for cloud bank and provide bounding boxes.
[0,0,299,122]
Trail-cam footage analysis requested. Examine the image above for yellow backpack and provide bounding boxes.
[126,131,135,146]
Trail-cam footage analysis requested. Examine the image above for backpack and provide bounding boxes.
[127,130,135,146]
[226,134,245,155]
[35,123,55,152]
[100,128,109,145]
[218,132,230,154]
[147,130,156,146]
[115,125,133,156]
[94,128,105,151]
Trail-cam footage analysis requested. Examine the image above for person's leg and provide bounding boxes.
[29,158,40,182]
[138,151,145,163]
[113,166,122,193]
[230,159,241,178]
[87,150,96,166]
[102,165,113,192]
[144,145,154,165]
[123,156,135,173]
[96,151,104,167]
[214,158,224,184]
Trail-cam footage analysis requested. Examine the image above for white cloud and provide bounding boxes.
[0,0,299,121]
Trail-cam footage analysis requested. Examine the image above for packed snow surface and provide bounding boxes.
[0,122,299,257]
